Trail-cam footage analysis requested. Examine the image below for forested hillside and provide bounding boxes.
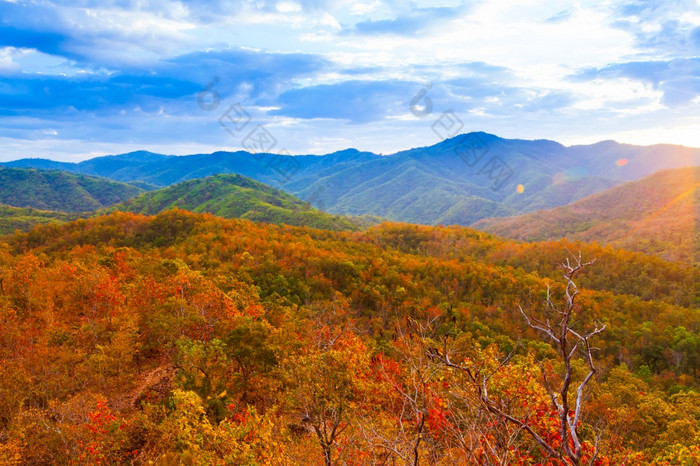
[0,168,143,212]
[1,210,697,464]
[0,204,76,235]
[474,167,700,264]
[111,174,365,231]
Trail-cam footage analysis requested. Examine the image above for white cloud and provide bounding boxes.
[0,47,21,71]
[569,78,663,111]
[276,2,302,13]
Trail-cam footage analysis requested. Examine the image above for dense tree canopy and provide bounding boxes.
[0,204,76,235]
[0,210,697,464]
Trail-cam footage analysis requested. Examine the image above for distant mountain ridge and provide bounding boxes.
[473,167,700,264]
[5,132,699,225]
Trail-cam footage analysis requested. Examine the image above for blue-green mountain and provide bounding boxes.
[6,133,699,225]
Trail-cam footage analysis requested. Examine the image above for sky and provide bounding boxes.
[0,0,699,162]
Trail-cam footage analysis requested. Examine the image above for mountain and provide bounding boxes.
[5,133,699,224]
[473,167,700,264]
[0,167,144,212]
[0,204,76,235]
[111,173,364,231]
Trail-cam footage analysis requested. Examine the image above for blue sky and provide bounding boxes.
[0,0,698,161]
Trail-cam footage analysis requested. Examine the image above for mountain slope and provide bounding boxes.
[5,133,699,224]
[0,167,143,212]
[111,174,363,231]
[0,204,76,235]
[473,167,700,264]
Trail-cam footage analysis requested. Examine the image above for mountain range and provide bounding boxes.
[6,132,699,225]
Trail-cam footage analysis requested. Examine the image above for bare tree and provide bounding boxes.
[429,252,605,465]
[518,252,605,464]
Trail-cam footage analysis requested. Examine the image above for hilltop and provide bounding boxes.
[111,173,365,231]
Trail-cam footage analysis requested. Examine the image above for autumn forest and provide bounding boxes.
[0,207,697,465]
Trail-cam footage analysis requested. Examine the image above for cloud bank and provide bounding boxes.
[0,0,698,161]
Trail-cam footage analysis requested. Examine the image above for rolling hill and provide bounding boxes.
[473,167,700,264]
[0,204,76,235]
[111,173,365,231]
[0,167,144,212]
[6,133,699,225]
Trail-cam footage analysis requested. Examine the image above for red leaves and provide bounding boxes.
[227,401,251,425]
[86,400,117,436]
[73,398,130,465]
[424,396,451,434]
